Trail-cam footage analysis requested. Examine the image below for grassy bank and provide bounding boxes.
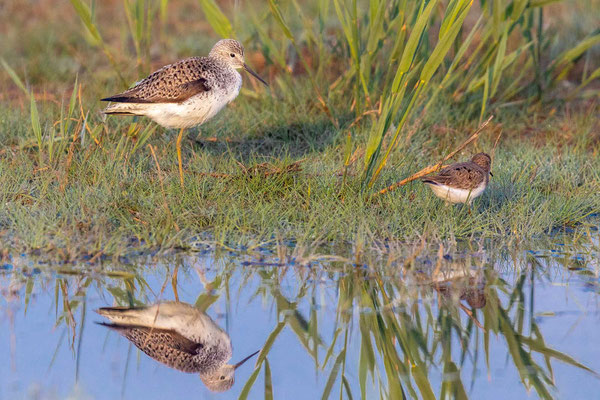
[1,97,598,259]
[0,0,598,259]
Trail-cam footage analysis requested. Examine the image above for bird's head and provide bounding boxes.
[464,289,487,309]
[200,365,236,392]
[209,39,268,86]
[471,152,492,174]
[199,349,260,392]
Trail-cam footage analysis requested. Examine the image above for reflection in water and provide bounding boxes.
[0,231,599,399]
[96,302,259,392]
[427,262,487,325]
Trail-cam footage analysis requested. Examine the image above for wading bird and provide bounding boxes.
[96,301,259,392]
[421,152,492,204]
[101,39,268,186]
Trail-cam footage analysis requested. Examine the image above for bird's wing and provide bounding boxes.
[422,162,484,190]
[97,322,205,372]
[101,57,211,104]
[98,322,202,353]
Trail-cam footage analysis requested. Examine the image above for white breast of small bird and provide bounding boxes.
[429,181,487,204]
[431,267,475,283]
[144,71,242,130]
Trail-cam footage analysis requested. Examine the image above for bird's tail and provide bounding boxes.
[95,321,130,331]
[421,179,439,186]
[103,110,136,116]
[102,102,147,116]
[95,306,148,323]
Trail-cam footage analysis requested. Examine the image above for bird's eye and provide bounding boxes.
[220,376,225,380]
[230,53,235,58]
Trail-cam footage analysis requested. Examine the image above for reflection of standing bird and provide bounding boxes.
[422,153,492,204]
[96,302,258,392]
[101,39,268,187]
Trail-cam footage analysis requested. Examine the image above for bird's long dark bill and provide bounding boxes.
[234,350,261,369]
[243,64,268,86]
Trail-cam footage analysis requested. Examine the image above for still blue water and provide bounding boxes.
[1,236,599,399]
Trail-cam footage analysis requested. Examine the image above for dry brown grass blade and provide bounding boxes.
[372,115,494,198]
[348,108,380,129]
[60,280,77,345]
[459,302,484,329]
[403,236,427,270]
[491,124,504,163]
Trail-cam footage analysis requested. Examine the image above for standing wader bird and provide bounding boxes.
[101,39,268,186]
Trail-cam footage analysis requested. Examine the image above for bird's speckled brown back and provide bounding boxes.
[423,162,488,190]
[102,57,236,104]
[101,323,227,374]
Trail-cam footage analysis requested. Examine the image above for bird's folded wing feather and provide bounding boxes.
[101,57,211,104]
[99,322,202,353]
[98,322,205,372]
[423,162,483,189]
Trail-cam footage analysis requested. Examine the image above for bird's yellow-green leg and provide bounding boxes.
[176,128,185,188]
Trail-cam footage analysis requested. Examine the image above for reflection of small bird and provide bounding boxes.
[422,153,492,204]
[461,288,486,309]
[431,269,487,309]
[101,39,268,187]
[96,302,258,392]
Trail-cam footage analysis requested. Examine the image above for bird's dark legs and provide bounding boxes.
[176,128,185,188]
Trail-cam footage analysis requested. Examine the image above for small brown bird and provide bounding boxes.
[96,302,259,392]
[421,152,492,204]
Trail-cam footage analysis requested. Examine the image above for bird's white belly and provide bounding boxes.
[428,181,486,204]
[144,75,242,129]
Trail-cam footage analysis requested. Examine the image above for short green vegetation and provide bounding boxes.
[0,0,598,259]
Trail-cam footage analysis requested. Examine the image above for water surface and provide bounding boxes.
[1,233,599,399]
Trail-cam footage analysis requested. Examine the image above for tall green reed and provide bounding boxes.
[358,0,474,188]
[332,0,599,189]
[123,0,169,76]
[437,1,600,116]
[70,0,169,81]
[1,60,80,166]
[197,0,235,38]
[69,0,127,86]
